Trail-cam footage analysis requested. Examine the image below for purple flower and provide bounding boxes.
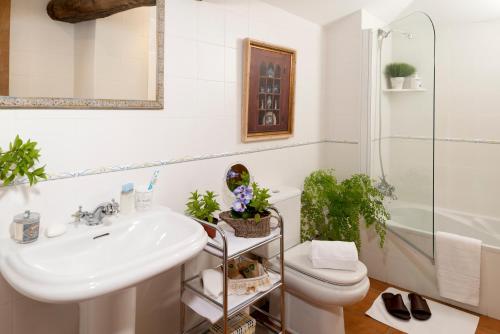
[232,200,246,213]
[237,192,251,205]
[243,186,253,197]
[233,185,246,195]
[233,185,253,204]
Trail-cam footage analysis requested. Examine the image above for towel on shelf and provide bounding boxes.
[202,269,223,299]
[181,289,221,324]
[435,231,482,306]
[310,240,358,271]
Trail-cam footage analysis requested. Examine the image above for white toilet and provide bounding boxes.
[255,186,370,334]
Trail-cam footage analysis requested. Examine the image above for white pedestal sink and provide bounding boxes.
[0,206,207,334]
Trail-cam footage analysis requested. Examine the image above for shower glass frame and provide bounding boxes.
[374,12,436,261]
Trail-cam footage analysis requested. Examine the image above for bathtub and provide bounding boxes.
[360,202,500,320]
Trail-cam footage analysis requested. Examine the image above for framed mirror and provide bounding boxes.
[0,0,164,109]
[225,163,250,192]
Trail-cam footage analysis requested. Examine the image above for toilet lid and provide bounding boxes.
[283,242,367,286]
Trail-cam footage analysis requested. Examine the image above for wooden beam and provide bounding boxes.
[0,0,10,96]
[47,0,156,24]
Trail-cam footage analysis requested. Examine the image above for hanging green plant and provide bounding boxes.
[0,135,47,186]
[301,169,389,250]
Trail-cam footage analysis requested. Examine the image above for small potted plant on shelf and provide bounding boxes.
[385,62,416,90]
[219,172,272,238]
[186,190,221,238]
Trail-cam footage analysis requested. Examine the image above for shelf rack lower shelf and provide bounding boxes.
[183,270,282,321]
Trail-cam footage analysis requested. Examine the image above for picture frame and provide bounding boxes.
[242,39,296,142]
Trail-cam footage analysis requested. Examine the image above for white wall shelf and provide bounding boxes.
[383,88,427,93]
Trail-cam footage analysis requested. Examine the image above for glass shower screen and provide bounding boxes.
[372,12,436,260]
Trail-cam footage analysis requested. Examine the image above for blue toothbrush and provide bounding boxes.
[147,170,160,191]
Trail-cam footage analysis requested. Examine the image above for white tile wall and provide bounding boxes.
[0,1,342,333]
[324,12,363,144]
[433,19,500,218]
[197,42,225,81]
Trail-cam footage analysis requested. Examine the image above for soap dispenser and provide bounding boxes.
[120,183,135,215]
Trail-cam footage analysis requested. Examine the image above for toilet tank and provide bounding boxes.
[253,186,301,259]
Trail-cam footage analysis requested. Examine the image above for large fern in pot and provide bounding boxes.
[301,169,389,250]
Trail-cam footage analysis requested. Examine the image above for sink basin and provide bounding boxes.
[0,206,207,303]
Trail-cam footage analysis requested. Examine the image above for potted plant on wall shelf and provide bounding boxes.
[385,62,416,90]
[186,191,221,238]
[0,135,47,186]
[219,174,272,238]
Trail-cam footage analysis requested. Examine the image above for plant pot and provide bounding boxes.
[203,218,218,239]
[390,77,405,89]
[219,211,271,238]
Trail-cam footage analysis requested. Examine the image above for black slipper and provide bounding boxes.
[382,293,411,320]
[408,293,432,320]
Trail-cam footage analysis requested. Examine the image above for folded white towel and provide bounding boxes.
[310,240,358,271]
[436,231,482,306]
[181,289,221,324]
[202,269,223,298]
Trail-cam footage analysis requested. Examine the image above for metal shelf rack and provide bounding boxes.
[180,206,285,334]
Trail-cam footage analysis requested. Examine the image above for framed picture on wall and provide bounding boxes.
[242,39,296,142]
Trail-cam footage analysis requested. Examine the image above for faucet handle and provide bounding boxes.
[107,199,120,215]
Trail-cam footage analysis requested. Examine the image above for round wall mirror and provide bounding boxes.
[225,163,250,191]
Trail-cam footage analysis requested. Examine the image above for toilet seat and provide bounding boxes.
[274,242,370,307]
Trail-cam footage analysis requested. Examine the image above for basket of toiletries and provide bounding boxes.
[227,258,272,295]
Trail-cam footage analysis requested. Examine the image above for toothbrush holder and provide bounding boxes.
[135,186,153,211]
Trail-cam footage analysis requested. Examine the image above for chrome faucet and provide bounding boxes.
[73,200,120,226]
[376,177,397,200]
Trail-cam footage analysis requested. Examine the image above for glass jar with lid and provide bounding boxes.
[12,210,40,243]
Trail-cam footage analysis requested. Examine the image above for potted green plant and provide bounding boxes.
[219,172,272,238]
[385,62,416,90]
[0,135,47,186]
[301,169,389,250]
[186,190,221,238]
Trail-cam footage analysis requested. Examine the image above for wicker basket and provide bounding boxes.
[228,263,272,295]
[209,312,256,334]
[219,211,271,238]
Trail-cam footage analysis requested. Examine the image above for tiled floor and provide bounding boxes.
[344,278,500,334]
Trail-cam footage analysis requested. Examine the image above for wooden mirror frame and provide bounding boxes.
[0,0,164,110]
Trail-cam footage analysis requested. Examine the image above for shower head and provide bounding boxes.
[378,29,392,40]
[378,29,414,41]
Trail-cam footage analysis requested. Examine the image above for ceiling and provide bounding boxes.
[261,0,500,26]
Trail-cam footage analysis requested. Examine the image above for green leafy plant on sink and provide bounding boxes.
[0,135,47,186]
[301,169,389,250]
